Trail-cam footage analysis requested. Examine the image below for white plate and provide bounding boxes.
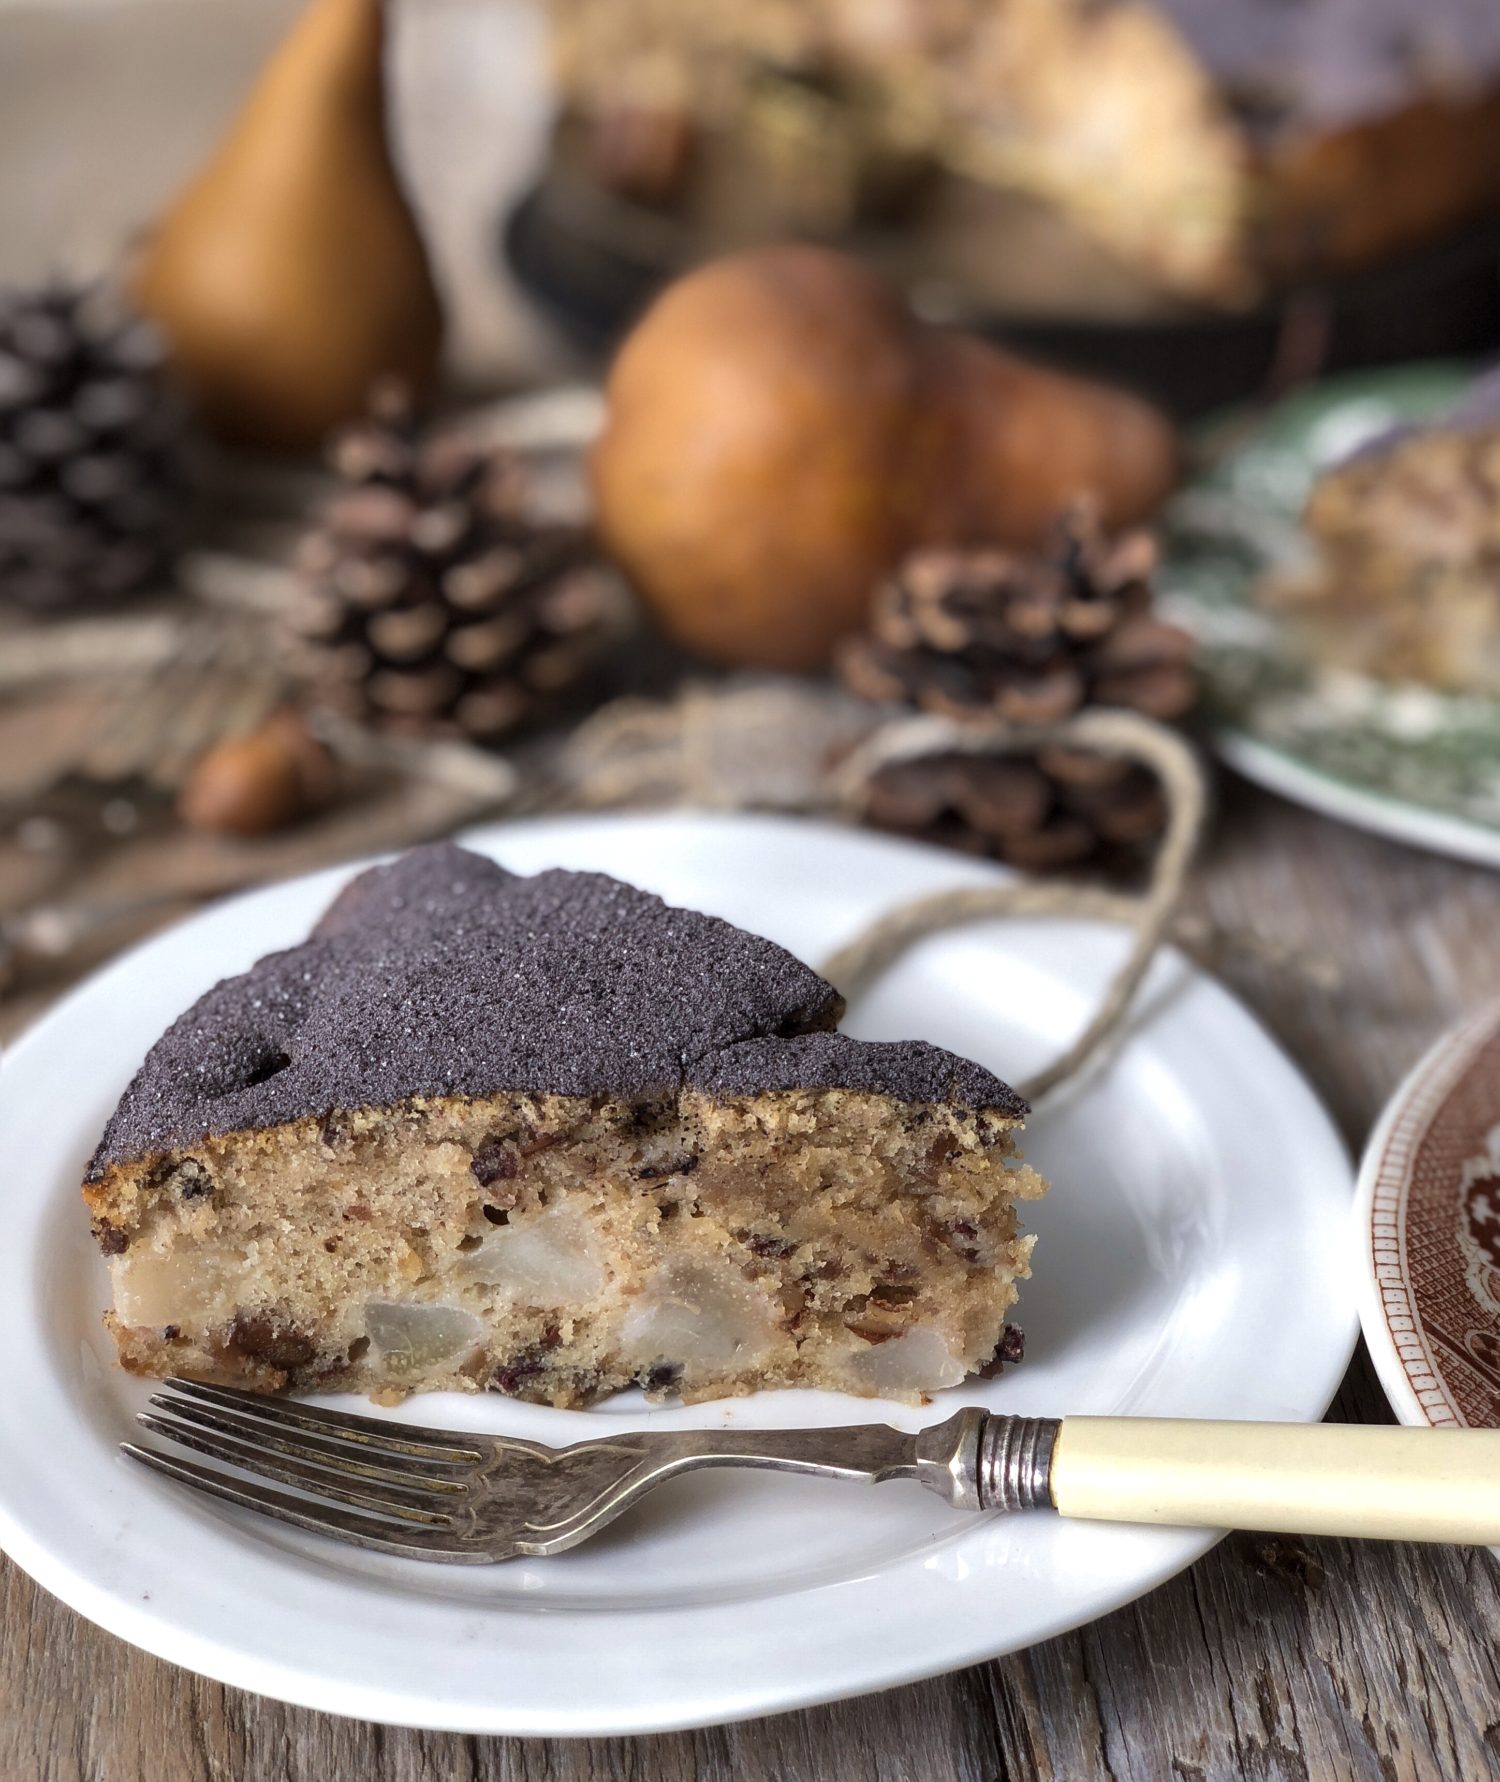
[0,813,1357,1735]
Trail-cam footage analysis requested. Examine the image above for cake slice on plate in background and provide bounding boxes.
[1262,368,1500,695]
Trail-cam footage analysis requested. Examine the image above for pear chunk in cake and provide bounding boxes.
[84,844,1045,1405]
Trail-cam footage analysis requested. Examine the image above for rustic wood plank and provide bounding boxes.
[1,0,1486,1760]
[7,0,1500,1762]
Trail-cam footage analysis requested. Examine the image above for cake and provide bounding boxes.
[546,0,1500,312]
[1263,369,1500,695]
[83,844,1045,1406]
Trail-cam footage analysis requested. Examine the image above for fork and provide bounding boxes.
[124,1380,1500,1562]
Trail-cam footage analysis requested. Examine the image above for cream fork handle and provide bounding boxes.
[1051,1418,1500,1543]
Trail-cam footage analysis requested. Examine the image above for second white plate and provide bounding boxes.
[0,813,1357,1734]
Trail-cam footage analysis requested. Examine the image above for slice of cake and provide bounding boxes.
[1263,370,1500,696]
[84,844,1044,1406]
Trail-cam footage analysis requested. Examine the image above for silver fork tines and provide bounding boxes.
[125,1384,1059,1564]
[123,1378,504,1562]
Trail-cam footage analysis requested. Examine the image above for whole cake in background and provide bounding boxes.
[547,0,1500,313]
[1263,369,1500,696]
[83,845,1045,1407]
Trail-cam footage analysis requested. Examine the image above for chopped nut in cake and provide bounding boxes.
[83,844,1045,1406]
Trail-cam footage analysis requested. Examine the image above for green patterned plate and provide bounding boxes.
[1163,363,1500,866]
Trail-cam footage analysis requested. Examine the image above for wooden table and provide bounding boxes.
[5,775,1500,1781]
[9,0,1500,1766]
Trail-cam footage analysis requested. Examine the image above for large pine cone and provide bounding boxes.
[838,509,1197,870]
[287,390,626,743]
[0,283,185,614]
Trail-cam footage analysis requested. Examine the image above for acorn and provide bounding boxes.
[178,711,335,836]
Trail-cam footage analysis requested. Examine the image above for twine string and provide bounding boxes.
[822,708,1210,1105]
[561,685,1210,1106]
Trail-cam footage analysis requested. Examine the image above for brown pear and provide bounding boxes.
[591,246,1178,672]
[910,329,1181,551]
[133,0,443,452]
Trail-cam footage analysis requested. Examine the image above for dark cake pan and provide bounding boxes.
[502,174,1500,420]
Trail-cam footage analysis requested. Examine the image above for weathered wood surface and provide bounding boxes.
[7,0,1500,1772]
[6,779,1500,1782]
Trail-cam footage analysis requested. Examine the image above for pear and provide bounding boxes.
[592,246,1178,672]
[134,0,443,452]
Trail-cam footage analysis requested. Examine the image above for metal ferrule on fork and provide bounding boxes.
[912,1407,1058,1512]
[977,1414,1060,1513]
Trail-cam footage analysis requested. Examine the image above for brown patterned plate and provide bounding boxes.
[1359,1006,1500,1452]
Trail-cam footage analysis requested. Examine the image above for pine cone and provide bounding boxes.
[838,509,1196,869]
[287,390,625,744]
[0,283,186,614]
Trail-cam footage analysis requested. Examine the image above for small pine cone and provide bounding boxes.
[839,509,1195,726]
[285,388,626,744]
[841,508,1196,870]
[0,282,186,614]
[861,748,1169,872]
